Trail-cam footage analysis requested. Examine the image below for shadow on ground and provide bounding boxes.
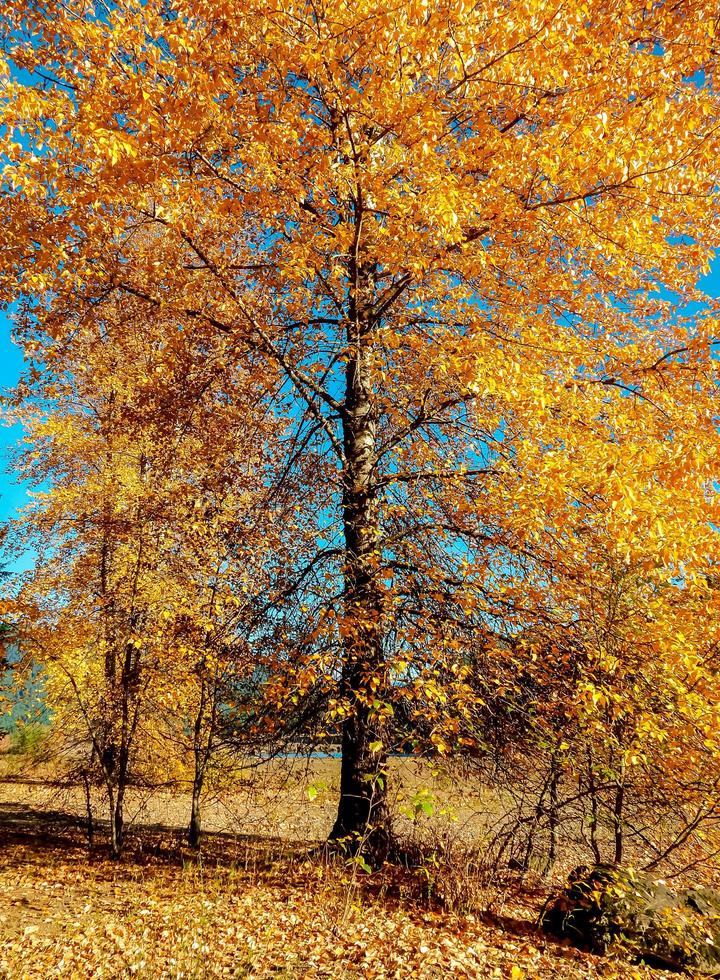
[0,799,319,869]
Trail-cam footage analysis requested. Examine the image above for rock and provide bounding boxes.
[541,864,720,975]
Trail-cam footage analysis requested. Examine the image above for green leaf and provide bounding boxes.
[355,855,372,874]
[306,784,318,802]
[411,789,435,818]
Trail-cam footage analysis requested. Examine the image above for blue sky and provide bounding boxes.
[0,308,30,527]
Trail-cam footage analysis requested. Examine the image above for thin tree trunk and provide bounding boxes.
[83,771,94,847]
[586,746,602,865]
[107,638,137,858]
[113,783,125,858]
[109,735,129,858]
[189,787,202,848]
[106,783,120,858]
[613,762,625,866]
[545,748,562,874]
[188,674,212,848]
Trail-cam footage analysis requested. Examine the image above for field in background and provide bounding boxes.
[0,755,495,850]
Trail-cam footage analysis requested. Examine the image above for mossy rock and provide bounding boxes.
[541,865,720,975]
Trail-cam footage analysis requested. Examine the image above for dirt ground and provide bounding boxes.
[0,768,677,980]
[0,756,493,846]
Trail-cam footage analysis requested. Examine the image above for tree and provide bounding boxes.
[461,513,720,875]
[4,296,307,853]
[2,0,720,857]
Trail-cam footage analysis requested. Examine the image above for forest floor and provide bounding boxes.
[0,765,680,979]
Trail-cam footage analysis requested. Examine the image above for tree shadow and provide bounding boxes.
[480,909,588,960]
[0,801,86,847]
[0,799,316,873]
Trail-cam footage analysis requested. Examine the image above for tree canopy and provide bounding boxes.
[2,0,720,857]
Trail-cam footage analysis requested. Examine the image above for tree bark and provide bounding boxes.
[188,672,215,848]
[586,746,602,865]
[106,783,121,858]
[613,764,625,866]
[329,243,389,859]
[544,748,562,874]
[188,787,202,848]
[112,784,125,858]
[83,771,94,847]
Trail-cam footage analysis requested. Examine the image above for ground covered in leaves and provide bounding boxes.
[0,803,680,980]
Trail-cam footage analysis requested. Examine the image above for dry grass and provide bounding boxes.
[0,755,495,848]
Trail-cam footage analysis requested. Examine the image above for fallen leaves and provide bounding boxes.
[0,837,674,980]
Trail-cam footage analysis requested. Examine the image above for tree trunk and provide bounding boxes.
[83,771,94,847]
[188,674,211,848]
[107,734,129,859]
[189,786,202,848]
[106,783,121,858]
[613,763,625,866]
[112,785,125,858]
[331,696,389,852]
[329,247,389,859]
[586,746,602,865]
[544,748,562,874]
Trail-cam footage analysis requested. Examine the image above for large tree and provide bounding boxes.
[2,0,720,854]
